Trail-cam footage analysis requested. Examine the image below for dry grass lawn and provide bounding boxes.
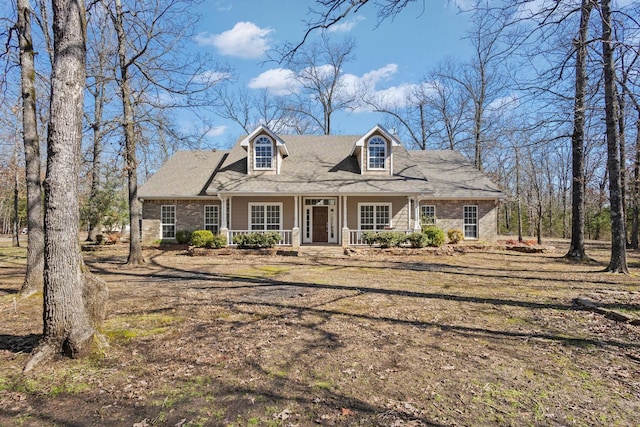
[1,239,639,426]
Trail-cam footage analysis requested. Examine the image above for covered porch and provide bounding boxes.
[218,194,423,248]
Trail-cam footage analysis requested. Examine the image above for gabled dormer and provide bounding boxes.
[350,125,401,175]
[240,125,289,175]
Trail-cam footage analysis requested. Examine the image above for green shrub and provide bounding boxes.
[377,231,408,248]
[232,231,281,248]
[175,230,190,244]
[423,226,445,247]
[362,231,378,246]
[407,232,429,248]
[210,233,227,249]
[361,231,407,248]
[191,230,214,248]
[447,229,464,244]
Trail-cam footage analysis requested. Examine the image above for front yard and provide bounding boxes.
[1,240,639,426]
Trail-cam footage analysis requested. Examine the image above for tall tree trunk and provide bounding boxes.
[17,0,45,297]
[86,80,105,242]
[615,83,627,245]
[566,0,594,260]
[25,0,107,373]
[111,0,144,265]
[12,141,20,248]
[631,111,640,249]
[601,0,628,273]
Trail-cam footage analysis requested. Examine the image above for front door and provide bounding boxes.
[312,206,328,242]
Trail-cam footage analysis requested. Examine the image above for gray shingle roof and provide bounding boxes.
[138,150,228,198]
[207,135,429,195]
[409,150,505,199]
[138,137,504,200]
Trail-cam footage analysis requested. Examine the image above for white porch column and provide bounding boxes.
[414,196,421,231]
[292,196,300,248]
[407,196,412,230]
[220,195,229,241]
[341,195,350,247]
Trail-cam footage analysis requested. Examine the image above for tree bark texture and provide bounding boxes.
[25,0,107,372]
[631,112,640,249]
[17,0,45,297]
[601,0,629,273]
[566,0,593,260]
[112,0,144,265]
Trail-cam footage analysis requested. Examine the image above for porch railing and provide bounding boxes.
[227,229,292,246]
[348,229,413,246]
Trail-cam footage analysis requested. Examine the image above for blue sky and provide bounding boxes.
[192,0,474,147]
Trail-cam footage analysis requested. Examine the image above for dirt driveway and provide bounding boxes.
[1,241,639,426]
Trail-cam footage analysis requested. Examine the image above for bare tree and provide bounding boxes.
[600,0,628,273]
[102,0,225,264]
[215,86,310,135]
[7,0,44,296]
[565,0,595,260]
[25,0,107,372]
[84,3,117,242]
[287,33,356,135]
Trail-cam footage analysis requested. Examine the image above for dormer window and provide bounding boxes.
[254,136,273,169]
[368,136,386,170]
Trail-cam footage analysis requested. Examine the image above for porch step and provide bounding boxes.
[297,245,346,257]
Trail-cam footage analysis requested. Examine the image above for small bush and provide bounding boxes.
[362,231,378,246]
[175,230,190,244]
[423,226,445,247]
[447,229,464,244]
[407,232,429,248]
[191,230,214,248]
[361,231,407,248]
[95,234,104,245]
[377,231,408,248]
[210,234,227,249]
[233,231,281,248]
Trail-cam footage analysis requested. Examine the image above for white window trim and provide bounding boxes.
[463,205,479,239]
[420,205,436,226]
[367,136,387,170]
[248,202,283,231]
[254,135,274,170]
[358,202,392,230]
[204,205,219,233]
[161,205,176,239]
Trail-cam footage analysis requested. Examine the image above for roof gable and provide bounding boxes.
[239,124,290,157]
[350,124,401,155]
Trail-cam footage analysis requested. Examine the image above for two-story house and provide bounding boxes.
[138,124,504,247]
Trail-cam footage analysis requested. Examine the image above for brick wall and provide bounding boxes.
[420,199,498,242]
[141,199,221,243]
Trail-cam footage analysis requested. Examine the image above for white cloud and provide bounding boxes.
[327,16,364,33]
[487,94,519,112]
[194,22,273,59]
[206,126,227,137]
[194,70,232,84]
[248,68,301,96]
[248,63,421,111]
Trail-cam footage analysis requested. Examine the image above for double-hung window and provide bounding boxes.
[254,136,273,169]
[204,205,219,234]
[249,203,282,231]
[368,136,386,170]
[359,203,391,230]
[420,205,436,226]
[464,205,478,239]
[161,205,176,239]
